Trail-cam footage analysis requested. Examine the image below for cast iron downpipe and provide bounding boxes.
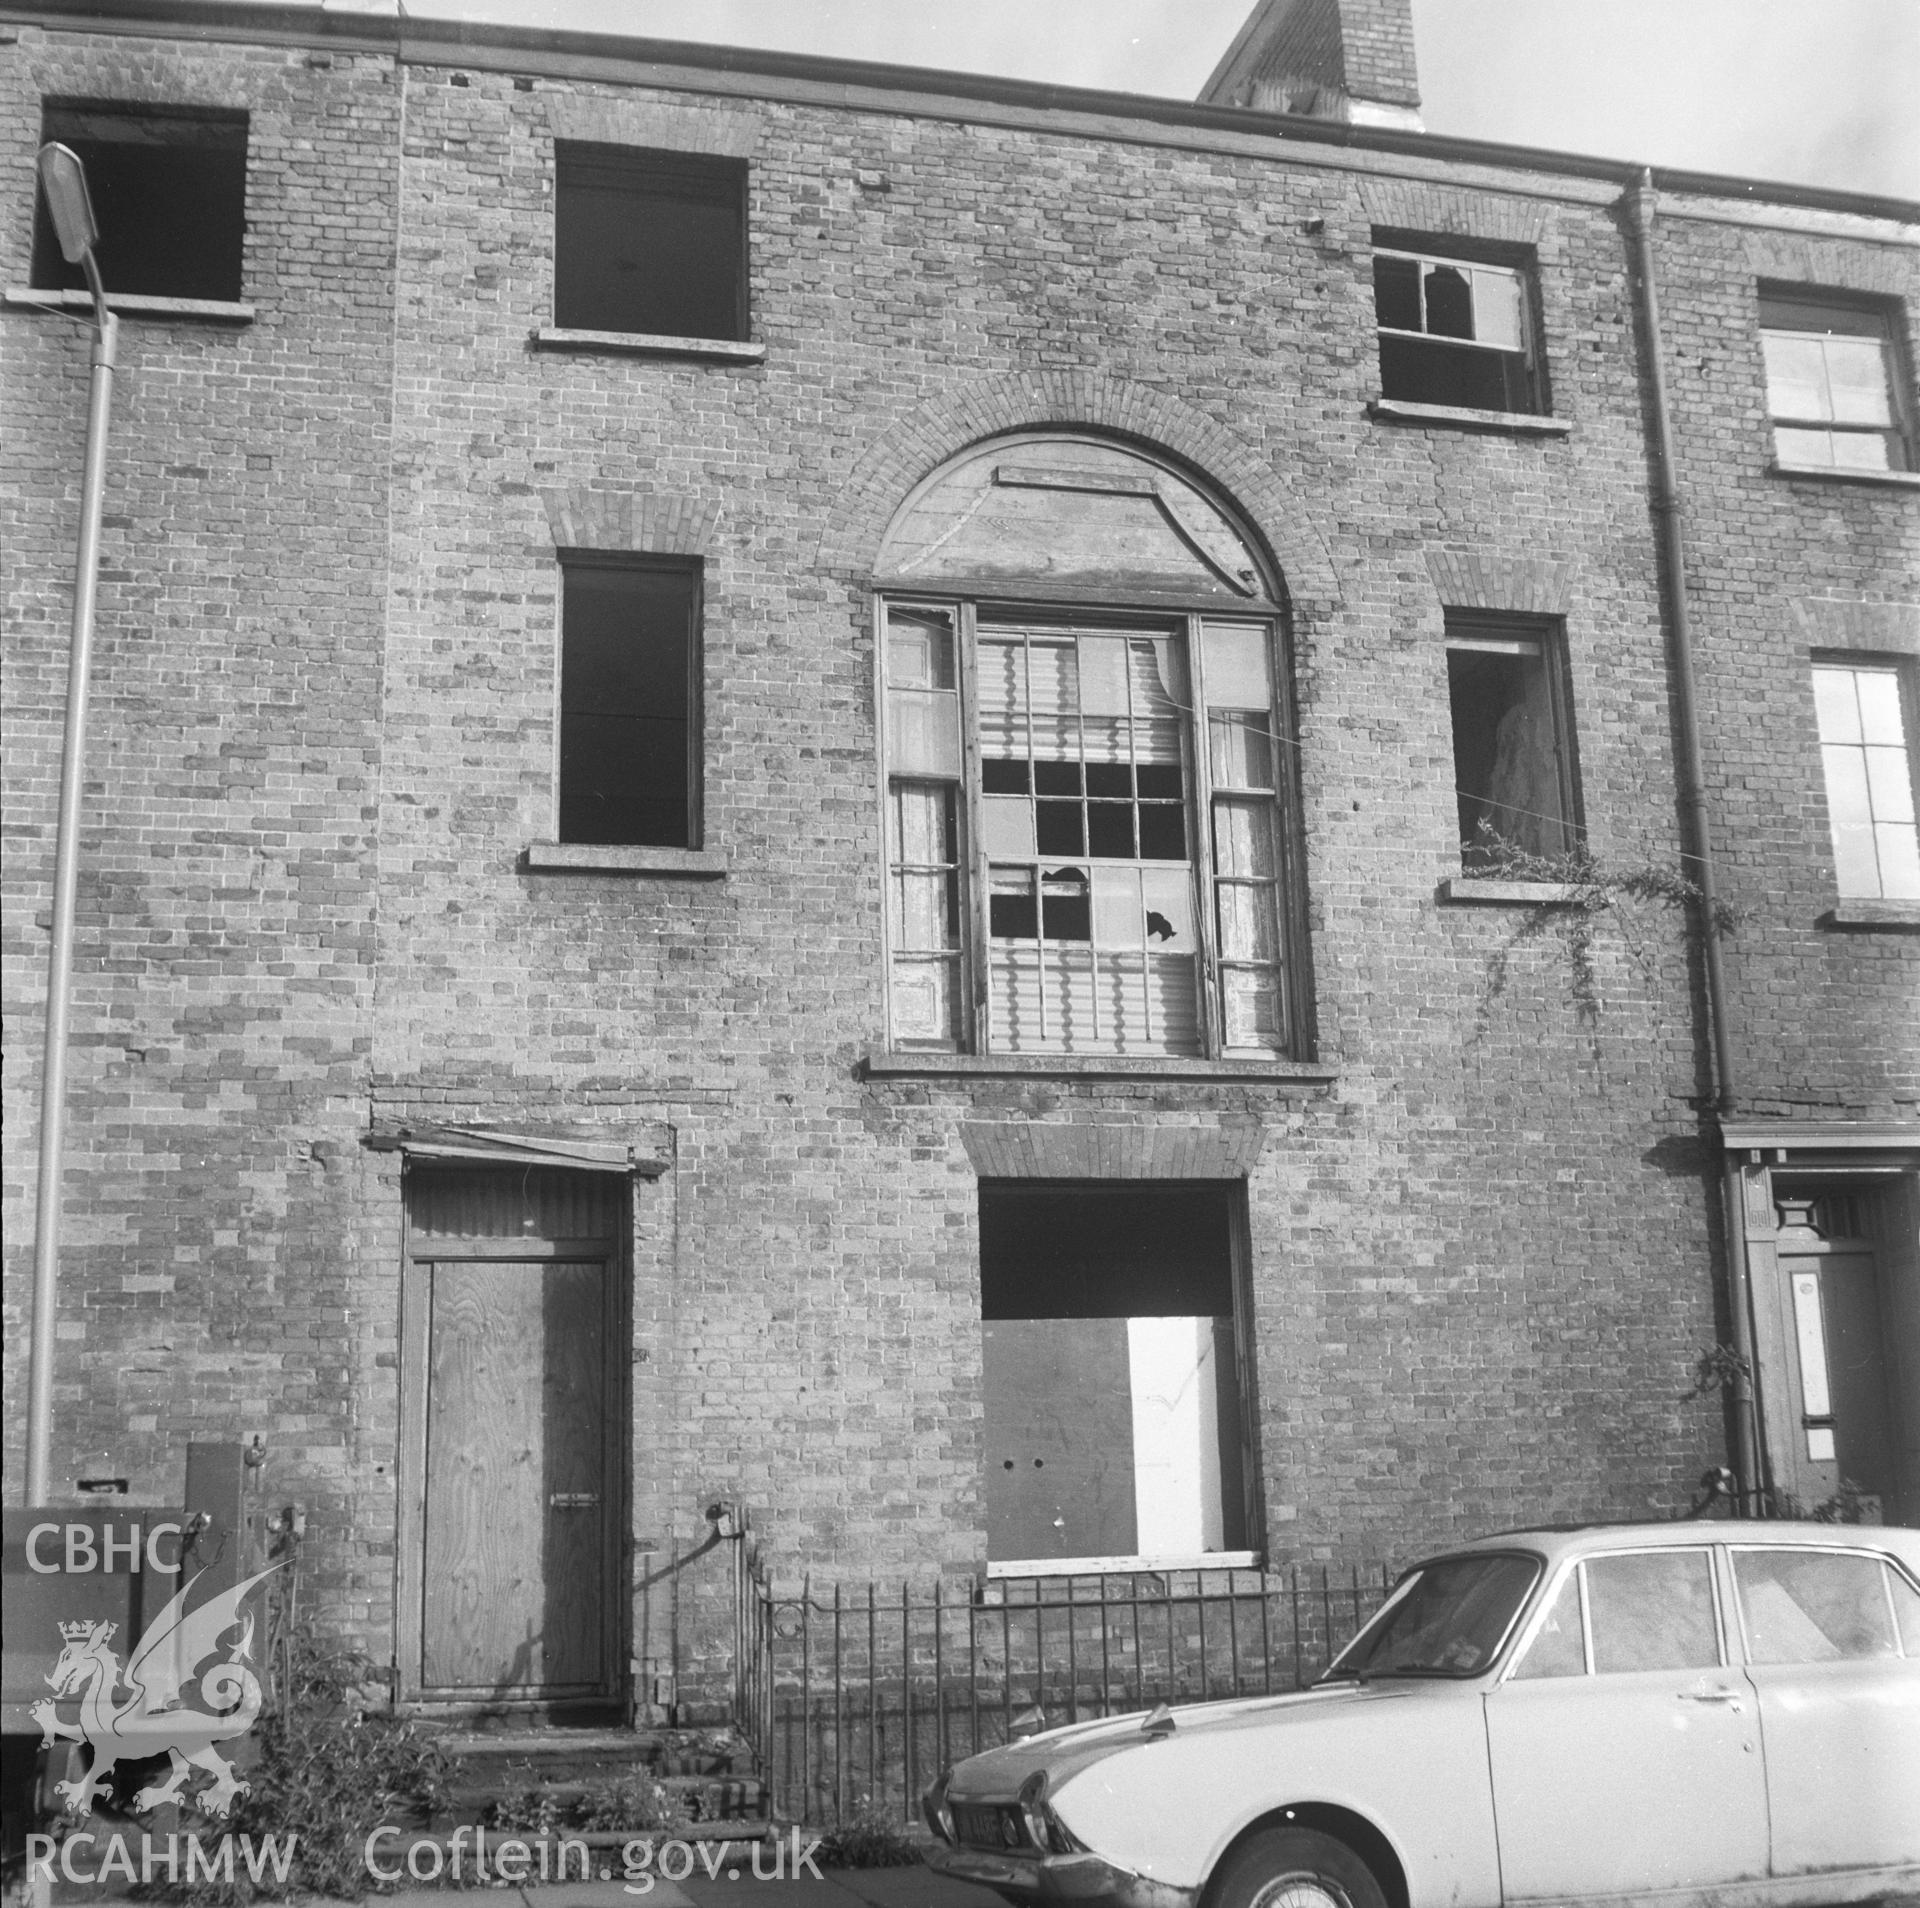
[1622,169,1761,1509]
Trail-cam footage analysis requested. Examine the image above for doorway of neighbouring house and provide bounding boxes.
[1767,1181,1918,1525]
[397,1167,626,1713]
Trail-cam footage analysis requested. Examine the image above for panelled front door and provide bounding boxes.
[1772,1192,1898,1515]
[399,1168,625,1708]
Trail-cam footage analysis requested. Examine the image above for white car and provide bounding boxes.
[925,1521,1920,1908]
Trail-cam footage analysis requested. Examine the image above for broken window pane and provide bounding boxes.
[978,625,1205,1054]
[990,866,1038,940]
[34,102,247,302]
[1446,630,1578,868]
[1423,263,1474,338]
[879,579,1289,1053]
[1372,254,1421,333]
[1041,867,1092,941]
[1373,244,1539,415]
[554,143,747,340]
[979,1183,1245,1563]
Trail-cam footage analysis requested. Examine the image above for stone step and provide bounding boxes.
[422,1724,764,1830]
[432,1726,750,1775]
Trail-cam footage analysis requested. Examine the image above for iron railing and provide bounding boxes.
[735,1536,1396,1825]
[248,1501,304,1716]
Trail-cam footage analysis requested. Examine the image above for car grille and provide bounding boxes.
[952,1801,1030,1852]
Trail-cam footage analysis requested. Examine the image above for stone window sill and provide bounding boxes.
[1439,877,1586,906]
[6,288,255,324]
[862,1047,1336,1085]
[1367,397,1570,437]
[531,327,766,363]
[524,841,728,877]
[1818,898,1920,930]
[985,1551,1259,1583]
[1768,462,1920,490]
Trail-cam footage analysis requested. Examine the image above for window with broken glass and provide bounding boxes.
[1372,241,1542,415]
[882,603,1293,1057]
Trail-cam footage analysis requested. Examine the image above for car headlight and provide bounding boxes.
[922,1768,955,1845]
[1017,1771,1085,1856]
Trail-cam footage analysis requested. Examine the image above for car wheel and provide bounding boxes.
[1210,1826,1388,1908]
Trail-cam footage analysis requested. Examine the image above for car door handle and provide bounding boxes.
[1678,1687,1744,1707]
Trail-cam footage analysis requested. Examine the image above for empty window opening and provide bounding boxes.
[554,144,747,340]
[1812,659,1919,899]
[1373,240,1540,414]
[33,102,247,302]
[1445,622,1580,870]
[1761,292,1912,473]
[978,1182,1248,1565]
[558,557,700,848]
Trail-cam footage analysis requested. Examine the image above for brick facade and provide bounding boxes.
[3,0,1915,1711]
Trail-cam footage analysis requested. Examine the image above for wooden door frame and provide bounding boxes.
[393,1172,630,1711]
[1736,1154,1916,1521]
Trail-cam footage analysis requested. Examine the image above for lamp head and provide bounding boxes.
[36,143,100,265]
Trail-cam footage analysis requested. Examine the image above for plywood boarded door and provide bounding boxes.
[401,1169,623,1706]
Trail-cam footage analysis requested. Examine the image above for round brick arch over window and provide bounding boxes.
[808,370,1340,618]
[877,433,1279,603]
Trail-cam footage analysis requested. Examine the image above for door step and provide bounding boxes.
[419,1724,764,1832]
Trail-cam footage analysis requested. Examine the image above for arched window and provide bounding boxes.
[875,434,1303,1059]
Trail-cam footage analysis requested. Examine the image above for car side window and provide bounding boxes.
[1584,1550,1719,1673]
[1895,1570,1920,1655]
[1510,1567,1586,1679]
[1733,1549,1901,1664]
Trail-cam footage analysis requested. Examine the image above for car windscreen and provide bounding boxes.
[1326,1552,1540,1679]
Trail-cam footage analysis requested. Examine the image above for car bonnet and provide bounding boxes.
[941,1680,1427,1800]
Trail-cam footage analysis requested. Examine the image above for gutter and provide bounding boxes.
[6,0,1918,226]
[1620,169,1762,1511]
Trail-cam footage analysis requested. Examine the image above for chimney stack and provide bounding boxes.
[1200,0,1423,131]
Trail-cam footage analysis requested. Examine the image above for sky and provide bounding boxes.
[347,0,1920,201]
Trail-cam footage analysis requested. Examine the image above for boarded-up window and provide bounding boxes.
[34,102,247,302]
[559,557,700,847]
[554,144,747,341]
[979,1183,1248,1565]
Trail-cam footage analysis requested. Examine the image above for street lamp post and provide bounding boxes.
[26,143,120,1506]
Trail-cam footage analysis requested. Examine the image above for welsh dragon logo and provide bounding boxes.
[31,1566,280,1819]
